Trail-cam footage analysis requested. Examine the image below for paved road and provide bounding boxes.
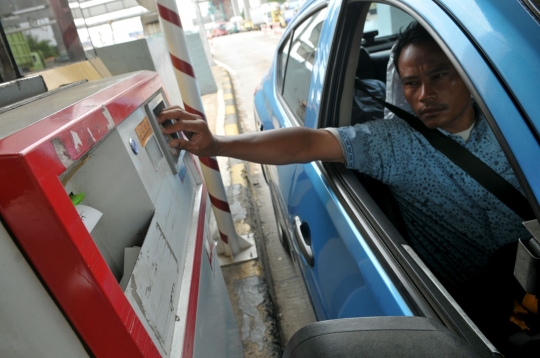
[210,30,317,346]
[210,30,280,132]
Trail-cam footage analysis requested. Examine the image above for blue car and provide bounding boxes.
[254,0,540,356]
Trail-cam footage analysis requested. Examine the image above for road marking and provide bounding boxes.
[231,163,247,187]
[225,123,239,136]
[225,105,236,115]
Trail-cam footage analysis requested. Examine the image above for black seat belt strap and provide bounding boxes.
[355,78,535,221]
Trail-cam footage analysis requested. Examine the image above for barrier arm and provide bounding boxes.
[155,0,256,264]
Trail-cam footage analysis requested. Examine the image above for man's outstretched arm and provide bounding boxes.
[158,106,345,165]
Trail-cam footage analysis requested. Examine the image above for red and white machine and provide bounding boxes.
[0,71,242,357]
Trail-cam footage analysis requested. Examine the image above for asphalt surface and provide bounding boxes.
[202,31,316,356]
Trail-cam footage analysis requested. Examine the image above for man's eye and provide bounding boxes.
[433,73,447,80]
[404,81,417,87]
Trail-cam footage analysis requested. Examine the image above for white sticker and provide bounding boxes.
[75,205,103,233]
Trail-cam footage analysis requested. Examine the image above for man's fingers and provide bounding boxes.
[168,138,189,149]
[161,118,204,135]
[157,107,200,124]
[155,106,215,157]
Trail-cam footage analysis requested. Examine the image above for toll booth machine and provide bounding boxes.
[0,71,242,357]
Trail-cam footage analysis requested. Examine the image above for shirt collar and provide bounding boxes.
[437,105,486,143]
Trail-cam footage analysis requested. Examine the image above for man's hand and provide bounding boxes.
[157,106,218,157]
[156,105,344,165]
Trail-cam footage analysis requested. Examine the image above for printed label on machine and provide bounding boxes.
[135,116,153,147]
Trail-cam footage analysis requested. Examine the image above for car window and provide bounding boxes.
[351,4,414,125]
[363,4,414,50]
[281,8,327,124]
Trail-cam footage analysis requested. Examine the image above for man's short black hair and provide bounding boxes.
[392,21,435,74]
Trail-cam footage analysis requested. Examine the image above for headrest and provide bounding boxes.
[384,44,414,119]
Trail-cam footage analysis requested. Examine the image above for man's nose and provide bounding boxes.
[418,82,436,102]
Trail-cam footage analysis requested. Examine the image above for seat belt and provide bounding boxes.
[355,78,535,221]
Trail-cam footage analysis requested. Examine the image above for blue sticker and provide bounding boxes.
[178,150,187,183]
[129,138,138,155]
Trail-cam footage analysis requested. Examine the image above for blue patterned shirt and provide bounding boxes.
[334,114,529,285]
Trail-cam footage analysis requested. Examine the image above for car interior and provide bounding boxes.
[273,1,540,356]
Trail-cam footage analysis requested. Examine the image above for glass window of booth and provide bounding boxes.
[0,0,88,77]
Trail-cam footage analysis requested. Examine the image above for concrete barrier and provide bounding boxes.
[95,35,217,103]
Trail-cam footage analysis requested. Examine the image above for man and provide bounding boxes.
[158,22,529,290]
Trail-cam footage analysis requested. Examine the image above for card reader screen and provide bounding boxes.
[151,100,182,166]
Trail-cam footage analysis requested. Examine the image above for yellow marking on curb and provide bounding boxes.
[231,163,247,186]
[225,124,239,136]
[236,260,262,279]
[223,93,233,100]
[225,105,236,115]
[223,83,232,89]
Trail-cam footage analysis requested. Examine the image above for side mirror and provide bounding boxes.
[283,316,484,358]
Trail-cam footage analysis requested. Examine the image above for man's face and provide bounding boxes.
[398,41,475,133]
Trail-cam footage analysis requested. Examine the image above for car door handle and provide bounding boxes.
[294,216,314,267]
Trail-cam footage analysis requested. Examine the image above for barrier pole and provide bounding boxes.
[156,0,255,262]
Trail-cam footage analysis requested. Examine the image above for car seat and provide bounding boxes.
[351,47,386,126]
[352,44,412,240]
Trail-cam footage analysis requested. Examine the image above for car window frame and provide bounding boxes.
[277,34,293,98]
[276,2,329,127]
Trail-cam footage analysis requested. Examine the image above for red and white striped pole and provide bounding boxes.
[155,0,251,259]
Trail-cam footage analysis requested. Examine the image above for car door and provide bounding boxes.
[270,0,415,321]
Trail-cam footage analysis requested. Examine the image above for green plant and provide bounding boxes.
[25,34,59,58]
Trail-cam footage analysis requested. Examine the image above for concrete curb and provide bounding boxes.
[217,66,276,292]
[219,69,246,184]
[214,66,283,357]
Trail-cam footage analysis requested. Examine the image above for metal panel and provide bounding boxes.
[94,39,156,76]
[0,75,47,108]
[0,73,132,141]
[64,127,156,280]
[117,104,199,356]
[192,223,244,358]
[0,222,89,358]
